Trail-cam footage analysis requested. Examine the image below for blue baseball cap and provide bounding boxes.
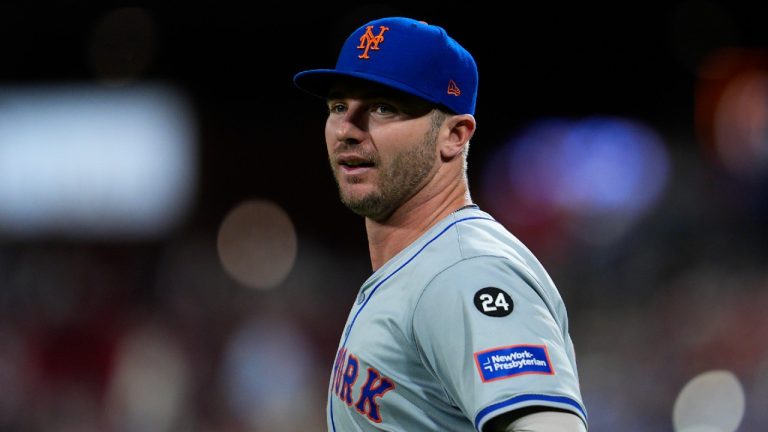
[293,17,478,115]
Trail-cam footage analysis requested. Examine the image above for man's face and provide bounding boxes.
[325,79,441,221]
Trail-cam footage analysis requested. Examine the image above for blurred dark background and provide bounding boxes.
[0,1,766,431]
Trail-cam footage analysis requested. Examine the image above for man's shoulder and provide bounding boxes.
[391,209,540,286]
[409,211,527,274]
[448,211,529,261]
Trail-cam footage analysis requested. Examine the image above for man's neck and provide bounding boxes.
[365,182,471,271]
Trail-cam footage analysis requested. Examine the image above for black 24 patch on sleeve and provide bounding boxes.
[473,287,513,317]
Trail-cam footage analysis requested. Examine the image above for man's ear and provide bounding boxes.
[439,114,476,160]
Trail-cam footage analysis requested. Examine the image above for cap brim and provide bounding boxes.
[293,69,443,109]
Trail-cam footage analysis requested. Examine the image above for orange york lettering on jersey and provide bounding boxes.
[331,349,395,423]
[357,25,389,59]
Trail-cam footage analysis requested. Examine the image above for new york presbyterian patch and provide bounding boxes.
[474,344,554,382]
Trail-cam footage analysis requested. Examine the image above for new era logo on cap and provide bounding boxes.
[294,17,478,115]
[447,80,461,96]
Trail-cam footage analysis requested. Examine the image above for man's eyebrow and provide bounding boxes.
[326,89,345,100]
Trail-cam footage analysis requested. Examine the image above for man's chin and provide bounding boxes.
[338,185,376,206]
[340,192,391,221]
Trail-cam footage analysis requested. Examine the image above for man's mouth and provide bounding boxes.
[338,156,376,173]
[340,160,375,168]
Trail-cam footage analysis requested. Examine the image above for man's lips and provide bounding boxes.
[337,154,376,174]
[340,164,372,174]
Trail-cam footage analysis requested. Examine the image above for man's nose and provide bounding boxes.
[334,110,367,145]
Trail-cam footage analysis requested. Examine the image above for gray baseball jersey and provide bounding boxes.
[328,206,587,431]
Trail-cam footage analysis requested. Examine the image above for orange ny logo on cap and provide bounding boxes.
[357,25,389,59]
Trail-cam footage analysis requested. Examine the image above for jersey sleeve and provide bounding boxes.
[412,255,587,430]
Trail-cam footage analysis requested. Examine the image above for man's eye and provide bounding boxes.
[329,103,346,113]
[372,104,394,115]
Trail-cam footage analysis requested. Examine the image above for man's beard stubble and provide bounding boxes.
[333,129,438,222]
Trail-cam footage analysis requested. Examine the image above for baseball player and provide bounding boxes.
[293,17,587,431]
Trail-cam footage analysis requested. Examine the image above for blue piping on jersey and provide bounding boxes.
[329,397,336,431]
[341,216,493,348]
[473,394,587,430]
[330,215,493,432]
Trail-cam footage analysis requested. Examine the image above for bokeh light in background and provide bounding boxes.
[220,313,322,430]
[105,324,191,432]
[673,370,745,432]
[0,84,197,240]
[696,48,768,181]
[480,117,670,251]
[216,199,298,290]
